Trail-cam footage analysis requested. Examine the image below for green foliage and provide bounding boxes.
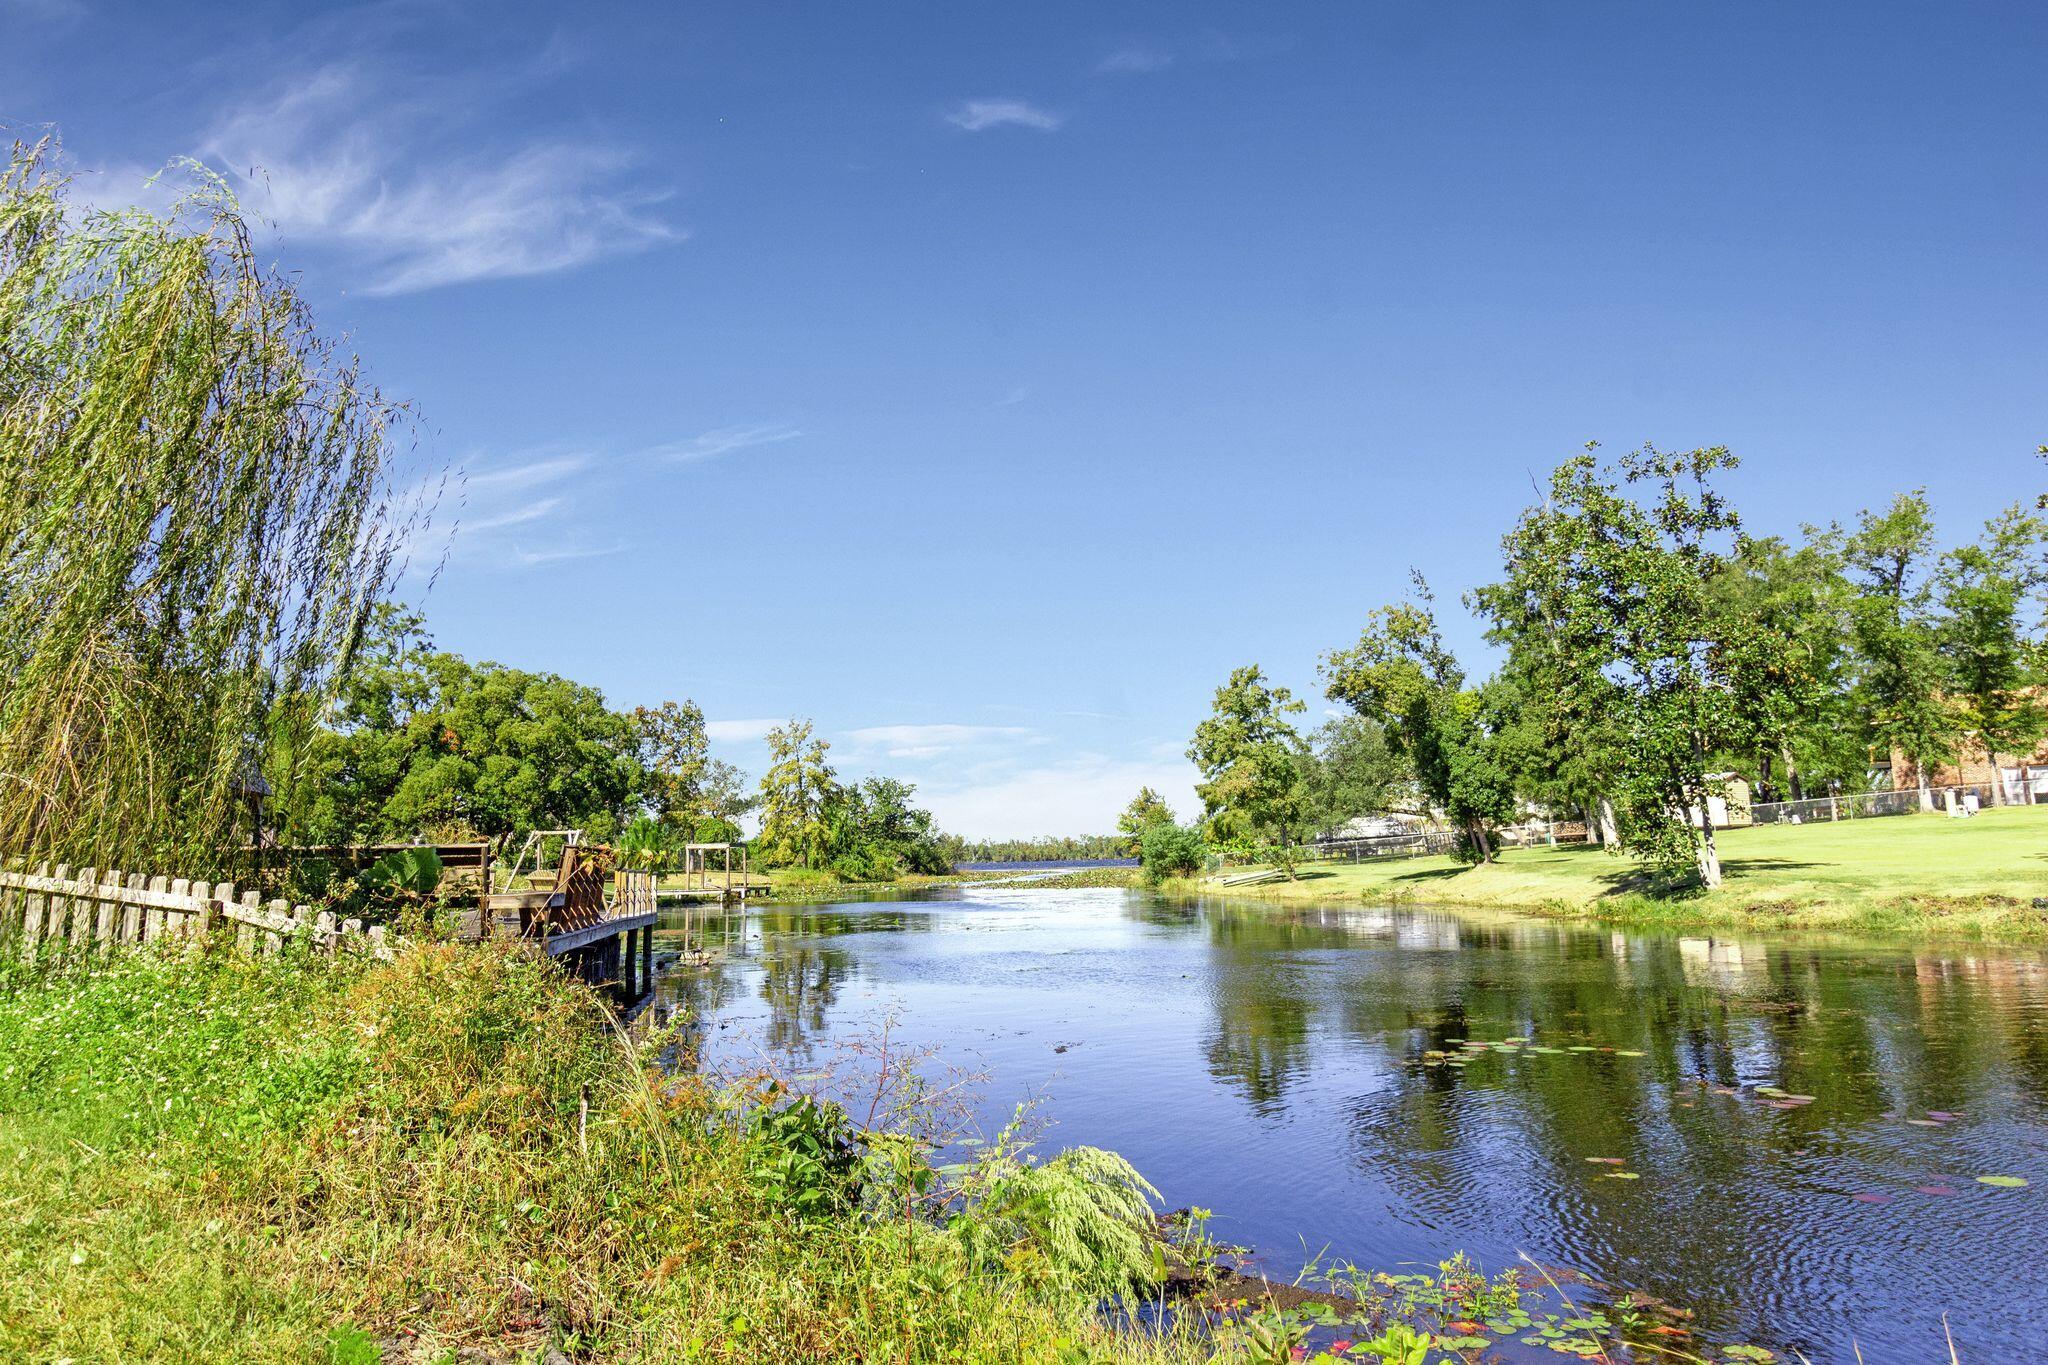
[1478,445,1753,885]
[1323,579,1516,860]
[1140,823,1206,884]
[0,140,418,869]
[360,846,444,899]
[950,1132,1162,1297]
[754,719,840,869]
[743,1089,863,1222]
[1715,530,1861,799]
[1115,786,1178,857]
[1300,715,1410,836]
[1846,491,1957,787]
[1187,665,1312,850]
[278,606,642,844]
[617,812,676,871]
[632,700,720,832]
[951,833,1128,863]
[352,846,447,929]
[1936,505,2048,801]
[0,943,1226,1362]
[754,735,950,878]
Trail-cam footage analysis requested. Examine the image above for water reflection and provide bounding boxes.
[661,887,2048,1361]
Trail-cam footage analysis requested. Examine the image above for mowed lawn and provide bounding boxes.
[1214,805,2048,935]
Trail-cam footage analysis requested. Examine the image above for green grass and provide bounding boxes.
[0,942,1221,1364]
[1180,805,2048,939]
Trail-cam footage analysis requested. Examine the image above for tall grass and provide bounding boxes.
[0,139,425,872]
[0,942,1219,1363]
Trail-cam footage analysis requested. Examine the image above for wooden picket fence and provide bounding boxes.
[0,862,393,964]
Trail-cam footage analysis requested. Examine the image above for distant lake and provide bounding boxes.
[658,885,2048,1362]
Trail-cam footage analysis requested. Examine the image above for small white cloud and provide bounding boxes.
[707,718,783,744]
[1095,45,1173,75]
[994,384,1031,408]
[945,100,1063,133]
[654,424,803,464]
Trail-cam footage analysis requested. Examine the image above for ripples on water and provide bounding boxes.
[657,887,2048,1361]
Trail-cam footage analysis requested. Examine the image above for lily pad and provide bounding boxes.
[1604,1170,1641,1180]
[1614,1049,1646,1057]
[1977,1175,2029,1188]
[1850,1191,1893,1204]
[1586,1157,1625,1164]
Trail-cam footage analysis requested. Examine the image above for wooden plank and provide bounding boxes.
[188,881,215,939]
[0,873,212,915]
[221,898,301,937]
[21,861,49,961]
[95,872,125,948]
[208,883,235,945]
[235,890,260,955]
[542,912,658,957]
[130,876,164,943]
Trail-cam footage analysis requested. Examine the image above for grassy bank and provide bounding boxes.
[0,942,1232,1363]
[1177,806,2048,939]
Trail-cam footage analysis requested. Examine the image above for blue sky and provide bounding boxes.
[9,1,2047,837]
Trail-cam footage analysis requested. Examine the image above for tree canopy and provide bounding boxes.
[1186,666,1311,851]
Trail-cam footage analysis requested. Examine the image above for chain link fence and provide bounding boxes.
[1748,783,2004,824]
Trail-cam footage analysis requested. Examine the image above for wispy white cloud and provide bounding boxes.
[945,99,1063,133]
[994,384,1031,408]
[652,424,803,464]
[511,542,626,566]
[195,64,676,294]
[464,454,591,493]
[707,718,783,744]
[426,450,622,572]
[844,723,1035,759]
[1095,44,1173,75]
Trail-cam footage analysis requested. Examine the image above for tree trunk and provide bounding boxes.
[1917,766,1933,813]
[1782,744,1804,802]
[1989,749,2007,806]
[1758,749,1776,805]
[1596,796,1620,848]
[1468,818,1494,863]
[1695,800,1722,887]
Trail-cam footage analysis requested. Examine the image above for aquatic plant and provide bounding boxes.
[949,1122,1165,1296]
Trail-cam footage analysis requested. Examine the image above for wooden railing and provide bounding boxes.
[0,862,392,962]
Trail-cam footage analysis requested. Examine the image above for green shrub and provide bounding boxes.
[1140,823,1206,884]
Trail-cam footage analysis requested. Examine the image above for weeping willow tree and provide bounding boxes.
[0,140,426,872]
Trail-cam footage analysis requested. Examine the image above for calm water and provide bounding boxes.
[658,886,2048,1361]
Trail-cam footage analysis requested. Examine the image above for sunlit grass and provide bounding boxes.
[1195,805,2048,937]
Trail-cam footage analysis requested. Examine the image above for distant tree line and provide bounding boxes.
[275,607,952,880]
[949,834,1131,864]
[1186,443,2048,888]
